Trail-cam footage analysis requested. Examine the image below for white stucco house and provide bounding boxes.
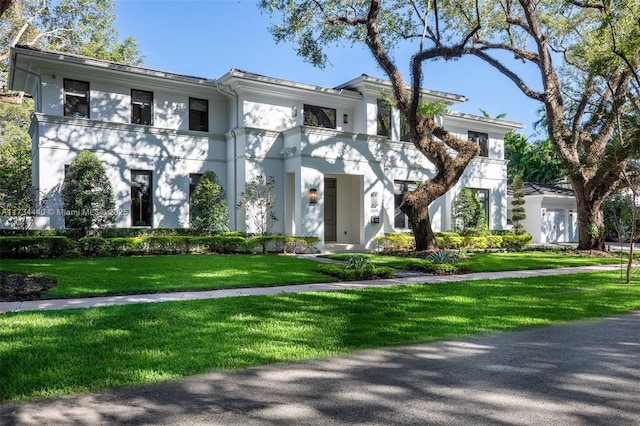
[8,45,523,250]
[507,182,578,244]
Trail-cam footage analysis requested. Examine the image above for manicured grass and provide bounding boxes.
[325,251,624,272]
[1,270,639,402]
[0,255,335,298]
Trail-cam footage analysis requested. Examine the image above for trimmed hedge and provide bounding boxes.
[1,234,319,258]
[316,263,395,281]
[374,231,532,252]
[0,236,76,258]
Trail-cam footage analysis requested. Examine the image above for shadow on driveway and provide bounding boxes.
[2,311,639,425]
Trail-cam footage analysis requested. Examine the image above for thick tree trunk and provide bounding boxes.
[574,186,606,251]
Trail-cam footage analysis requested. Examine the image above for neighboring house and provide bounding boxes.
[507,182,578,244]
[8,45,522,250]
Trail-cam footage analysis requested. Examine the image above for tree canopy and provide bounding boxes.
[261,0,640,251]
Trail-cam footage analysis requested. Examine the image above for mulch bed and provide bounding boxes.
[0,271,56,302]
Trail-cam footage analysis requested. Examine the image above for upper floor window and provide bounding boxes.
[469,131,489,157]
[377,99,392,137]
[189,98,209,132]
[131,89,153,125]
[304,104,336,129]
[400,113,412,142]
[64,79,89,118]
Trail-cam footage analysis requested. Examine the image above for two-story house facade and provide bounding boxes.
[8,45,522,249]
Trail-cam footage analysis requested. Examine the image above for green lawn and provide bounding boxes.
[2,270,639,402]
[0,254,335,298]
[0,251,629,299]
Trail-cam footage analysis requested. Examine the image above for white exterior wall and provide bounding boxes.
[9,47,522,248]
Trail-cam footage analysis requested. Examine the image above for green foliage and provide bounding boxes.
[344,254,373,270]
[0,236,75,258]
[603,192,639,242]
[505,132,564,185]
[190,170,229,234]
[237,175,278,236]
[61,150,116,234]
[510,175,527,234]
[425,251,458,265]
[373,233,415,252]
[453,188,487,232]
[316,263,395,281]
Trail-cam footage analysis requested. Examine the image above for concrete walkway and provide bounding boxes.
[0,264,623,313]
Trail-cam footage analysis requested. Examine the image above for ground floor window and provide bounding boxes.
[131,170,152,226]
[394,180,418,229]
[470,188,490,227]
[189,173,203,204]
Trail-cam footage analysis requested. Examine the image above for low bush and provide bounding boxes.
[372,233,415,252]
[316,263,395,281]
[501,234,533,250]
[1,234,319,258]
[0,236,76,258]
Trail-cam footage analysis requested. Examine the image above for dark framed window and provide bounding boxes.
[131,170,153,226]
[377,99,392,137]
[189,98,209,131]
[470,188,490,227]
[189,173,203,204]
[131,89,153,125]
[64,79,90,118]
[303,104,336,129]
[394,180,418,229]
[469,131,489,157]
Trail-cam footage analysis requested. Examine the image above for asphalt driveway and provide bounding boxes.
[2,310,639,425]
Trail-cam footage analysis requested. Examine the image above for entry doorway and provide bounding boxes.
[324,178,337,241]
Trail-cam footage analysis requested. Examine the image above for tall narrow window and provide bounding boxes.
[471,188,490,227]
[377,99,392,137]
[303,104,336,129]
[131,89,153,125]
[400,114,411,142]
[189,98,209,131]
[64,79,90,118]
[394,181,418,229]
[468,131,489,157]
[131,170,152,226]
[189,173,203,204]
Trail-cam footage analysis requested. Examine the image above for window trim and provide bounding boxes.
[63,78,90,118]
[189,97,209,132]
[470,187,490,228]
[131,89,153,125]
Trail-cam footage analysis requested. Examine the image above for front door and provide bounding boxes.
[324,178,337,242]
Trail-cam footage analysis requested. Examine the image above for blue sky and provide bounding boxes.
[114,0,543,138]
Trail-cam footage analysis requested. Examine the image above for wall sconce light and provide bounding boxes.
[541,208,546,216]
[371,192,378,209]
[309,188,318,205]
[291,105,298,118]
[569,209,574,216]
[343,114,349,124]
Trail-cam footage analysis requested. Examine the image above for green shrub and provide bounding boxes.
[426,251,458,264]
[435,232,464,249]
[0,236,76,258]
[316,263,395,281]
[372,233,415,251]
[501,234,532,250]
[78,237,110,257]
[344,254,373,269]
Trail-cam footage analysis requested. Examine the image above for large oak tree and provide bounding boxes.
[261,0,640,251]
[260,0,483,251]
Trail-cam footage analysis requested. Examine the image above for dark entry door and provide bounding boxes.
[324,178,337,242]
